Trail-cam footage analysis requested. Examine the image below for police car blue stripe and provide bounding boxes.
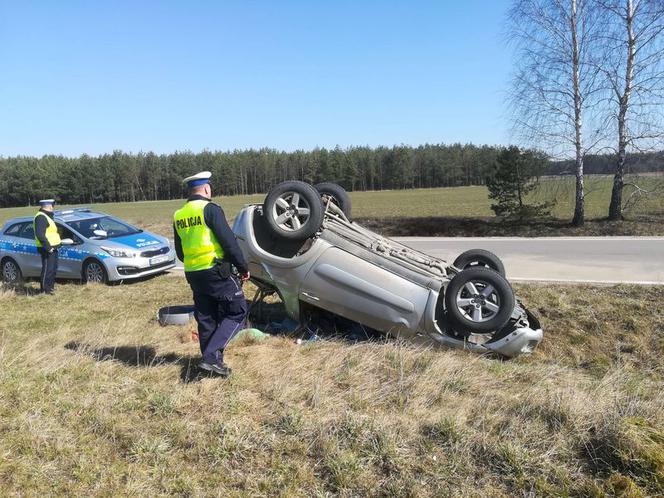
[0,239,39,255]
[0,239,109,261]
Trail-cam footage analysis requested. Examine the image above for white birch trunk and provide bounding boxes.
[572,0,585,226]
[608,0,635,220]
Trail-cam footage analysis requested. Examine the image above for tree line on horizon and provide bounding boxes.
[0,145,662,208]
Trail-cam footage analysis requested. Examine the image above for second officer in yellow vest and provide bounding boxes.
[174,171,250,377]
[34,199,62,294]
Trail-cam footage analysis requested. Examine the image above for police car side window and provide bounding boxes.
[3,223,22,236]
[19,223,35,240]
[57,224,81,244]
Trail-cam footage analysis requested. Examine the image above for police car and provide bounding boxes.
[0,208,176,284]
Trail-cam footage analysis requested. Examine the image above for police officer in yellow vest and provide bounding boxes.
[34,199,62,294]
[174,172,250,377]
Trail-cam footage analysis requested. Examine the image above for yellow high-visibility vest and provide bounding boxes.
[174,199,224,271]
[33,212,62,248]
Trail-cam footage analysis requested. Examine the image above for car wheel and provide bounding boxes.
[453,249,506,277]
[263,181,324,241]
[444,267,515,335]
[1,258,23,285]
[314,182,352,218]
[83,259,108,284]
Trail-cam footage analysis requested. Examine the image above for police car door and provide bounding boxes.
[15,222,42,277]
[55,223,83,278]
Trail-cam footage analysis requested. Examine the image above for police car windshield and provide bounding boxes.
[67,216,143,239]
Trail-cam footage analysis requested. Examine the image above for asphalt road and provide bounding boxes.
[395,236,664,284]
[173,236,664,284]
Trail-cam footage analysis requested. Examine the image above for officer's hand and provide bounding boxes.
[240,271,250,282]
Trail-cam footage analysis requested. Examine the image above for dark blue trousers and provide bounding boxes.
[38,248,58,293]
[186,267,247,364]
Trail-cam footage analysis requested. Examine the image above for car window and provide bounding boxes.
[68,216,142,239]
[3,223,23,236]
[18,223,35,240]
[57,224,82,244]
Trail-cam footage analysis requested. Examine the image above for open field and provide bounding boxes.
[0,276,662,496]
[1,175,662,238]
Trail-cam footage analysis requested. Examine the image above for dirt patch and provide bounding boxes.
[355,214,664,237]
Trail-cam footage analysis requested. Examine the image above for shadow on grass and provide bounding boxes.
[1,283,44,296]
[247,300,289,330]
[248,299,385,343]
[64,341,214,384]
[112,271,171,286]
[5,271,167,295]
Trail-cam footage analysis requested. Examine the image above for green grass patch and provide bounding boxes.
[1,175,662,238]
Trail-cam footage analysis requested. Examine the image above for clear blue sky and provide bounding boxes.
[0,0,513,157]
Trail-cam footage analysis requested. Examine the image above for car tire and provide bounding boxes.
[1,258,23,285]
[453,249,506,277]
[314,182,352,218]
[83,259,109,285]
[263,181,324,241]
[444,267,515,335]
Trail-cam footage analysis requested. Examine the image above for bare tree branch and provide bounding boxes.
[508,0,608,225]
[596,0,664,219]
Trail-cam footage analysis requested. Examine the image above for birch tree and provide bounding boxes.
[508,0,604,226]
[596,0,664,220]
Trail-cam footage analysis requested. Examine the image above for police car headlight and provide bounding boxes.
[101,246,137,258]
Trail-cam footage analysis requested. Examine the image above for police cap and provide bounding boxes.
[183,171,212,187]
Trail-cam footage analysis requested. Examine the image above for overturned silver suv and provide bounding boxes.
[232,181,543,357]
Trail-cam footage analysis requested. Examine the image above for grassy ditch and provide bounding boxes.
[0,277,662,496]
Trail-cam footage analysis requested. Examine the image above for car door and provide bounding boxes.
[299,246,431,336]
[13,222,42,277]
[55,223,84,278]
[0,222,27,270]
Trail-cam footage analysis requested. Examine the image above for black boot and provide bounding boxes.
[198,360,232,377]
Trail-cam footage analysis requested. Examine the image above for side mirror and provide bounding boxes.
[61,238,75,246]
[93,229,108,239]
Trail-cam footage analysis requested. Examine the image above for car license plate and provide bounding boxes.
[150,255,169,266]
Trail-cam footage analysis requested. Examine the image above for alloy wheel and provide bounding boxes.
[86,262,105,283]
[271,191,312,232]
[2,261,19,283]
[455,280,502,323]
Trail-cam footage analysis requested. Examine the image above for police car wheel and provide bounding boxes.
[263,181,324,241]
[2,258,23,284]
[444,267,515,335]
[83,260,108,284]
[314,182,352,218]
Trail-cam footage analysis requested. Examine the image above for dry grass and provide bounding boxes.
[0,276,662,496]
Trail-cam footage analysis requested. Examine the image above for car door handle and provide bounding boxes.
[301,291,320,301]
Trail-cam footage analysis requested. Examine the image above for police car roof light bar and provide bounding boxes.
[55,207,93,215]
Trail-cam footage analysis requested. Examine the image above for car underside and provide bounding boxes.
[232,181,543,358]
